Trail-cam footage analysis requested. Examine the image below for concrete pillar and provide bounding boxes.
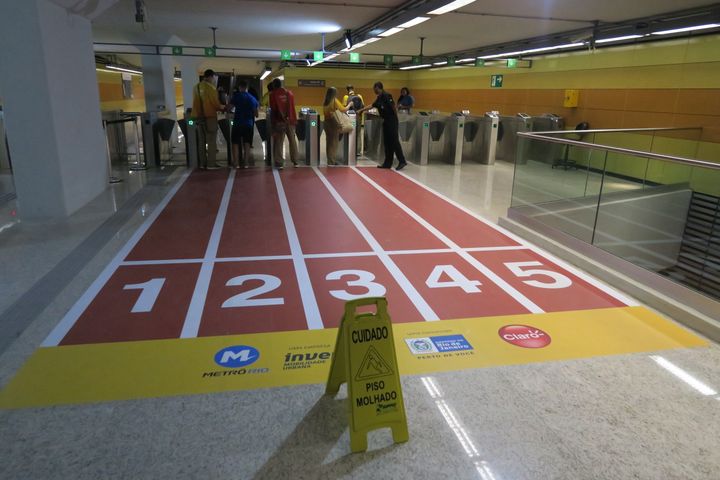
[0,0,107,219]
[141,54,177,117]
[177,57,202,117]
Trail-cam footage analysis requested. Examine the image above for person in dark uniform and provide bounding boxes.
[357,81,407,170]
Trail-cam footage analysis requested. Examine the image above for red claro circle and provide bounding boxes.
[498,325,551,348]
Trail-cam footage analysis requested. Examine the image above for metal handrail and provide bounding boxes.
[531,126,703,135]
[517,130,720,170]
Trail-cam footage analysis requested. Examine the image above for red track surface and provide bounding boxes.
[55,167,628,346]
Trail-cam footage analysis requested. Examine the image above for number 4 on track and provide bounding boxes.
[426,265,482,293]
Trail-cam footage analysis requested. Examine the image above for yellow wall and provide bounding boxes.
[96,70,184,113]
[282,35,720,154]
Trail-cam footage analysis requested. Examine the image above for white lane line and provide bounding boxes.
[304,251,376,259]
[216,255,294,263]
[353,167,544,314]
[120,248,525,266]
[42,170,193,347]
[121,258,204,266]
[180,171,236,338]
[464,246,529,252]
[395,170,638,306]
[273,170,324,330]
[314,167,440,321]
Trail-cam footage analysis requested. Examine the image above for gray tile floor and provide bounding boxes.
[1,160,719,480]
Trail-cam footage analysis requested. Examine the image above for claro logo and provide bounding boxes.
[214,345,259,368]
[498,325,551,349]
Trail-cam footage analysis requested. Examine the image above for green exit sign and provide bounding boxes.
[384,55,393,67]
[313,51,323,61]
[507,58,518,68]
[475,58,485,67]
[204,47,216,57]
[491,74,504,88]
[171,46,183,56]
[349,52,360,63]
[280,50,292,60]
[447,56,456,66]
[411,56,422,65]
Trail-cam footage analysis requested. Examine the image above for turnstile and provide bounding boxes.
[0,108,10,171]
[341,111,357,165]
[461,112,500,164]
[496,113,533,164]
[398,112,430,165]
[296,109,320,165]
[363,113,384,161]
[530,113,564,164]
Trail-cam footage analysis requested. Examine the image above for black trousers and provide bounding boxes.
[382,119,405,167]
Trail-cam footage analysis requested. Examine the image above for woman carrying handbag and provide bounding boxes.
[322,87,352,166]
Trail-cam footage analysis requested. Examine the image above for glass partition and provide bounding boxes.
[511,127,720,302]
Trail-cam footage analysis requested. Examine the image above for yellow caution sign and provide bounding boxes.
[326,297,409,452]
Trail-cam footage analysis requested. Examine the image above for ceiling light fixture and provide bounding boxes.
[594,34,644,44]
[106,65,142,75]
[379,27,405,37]
[398,16,431,28]
[433,61,448,65]
[652,23,720,35]
[399,63,431,70]
[428,0,477,15]
[479,42,585,60]
[260,67,272,80]
[344,30,353,49]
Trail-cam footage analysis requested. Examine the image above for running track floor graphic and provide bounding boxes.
[0,167,706,408]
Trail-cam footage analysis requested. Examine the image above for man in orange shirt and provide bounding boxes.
[269,78,298,169]
[191,69,225,170]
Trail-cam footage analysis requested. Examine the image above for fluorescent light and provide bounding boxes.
[479,42,584,59]
[379,27,404,37]
[429,0,476,15]
[433,61,448,66]
[344,30,352,49]
[456,57,475,63]
[650,356,718,396]
[399,63,431,70]
[325,53,339,60]
[398,16,430,28]
[595,34,644,44]
[106,65,142,75]
[260,68,272,80]
[652,23,720,35]
[361,37,381,44]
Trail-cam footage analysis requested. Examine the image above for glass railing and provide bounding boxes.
[510,127,720,302]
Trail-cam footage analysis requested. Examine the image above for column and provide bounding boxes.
[0,0,107,219]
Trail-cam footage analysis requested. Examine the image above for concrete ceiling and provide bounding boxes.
[91,0,719,73]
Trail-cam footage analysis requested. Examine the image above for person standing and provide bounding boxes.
[229,79,259,168]
[397,87,415,113]
[323,87,350,166]
[269,78,298,169]
[191,69,225,170]
[357,81,406,170]
[343,84,365,155]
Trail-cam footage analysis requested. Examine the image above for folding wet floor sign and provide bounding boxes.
[326,297,409,453]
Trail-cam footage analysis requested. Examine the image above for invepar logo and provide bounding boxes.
[498,325,551,349]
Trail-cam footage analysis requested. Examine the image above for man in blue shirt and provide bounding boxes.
[229,79,259,168]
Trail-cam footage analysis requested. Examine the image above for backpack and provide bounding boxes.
[349,94,364,111]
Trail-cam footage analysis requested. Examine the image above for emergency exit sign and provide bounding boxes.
[349,52,360,63]
[491,75,503,88]
[171,46,183,56]
[313,51,323,61]
[280,50,292,60]
[204,47,216,57]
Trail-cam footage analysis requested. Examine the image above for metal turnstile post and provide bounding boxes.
[186,118,199,169]
[417,114,430,165]
[482,111,500,165]
[342,112,357,166]
[450,114,465,165]
[306,112,320,165]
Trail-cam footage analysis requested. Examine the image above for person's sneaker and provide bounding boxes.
[396,162,407,171]
[377,164,391,169]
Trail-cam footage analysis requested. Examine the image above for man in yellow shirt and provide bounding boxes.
[191,69,225,169]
